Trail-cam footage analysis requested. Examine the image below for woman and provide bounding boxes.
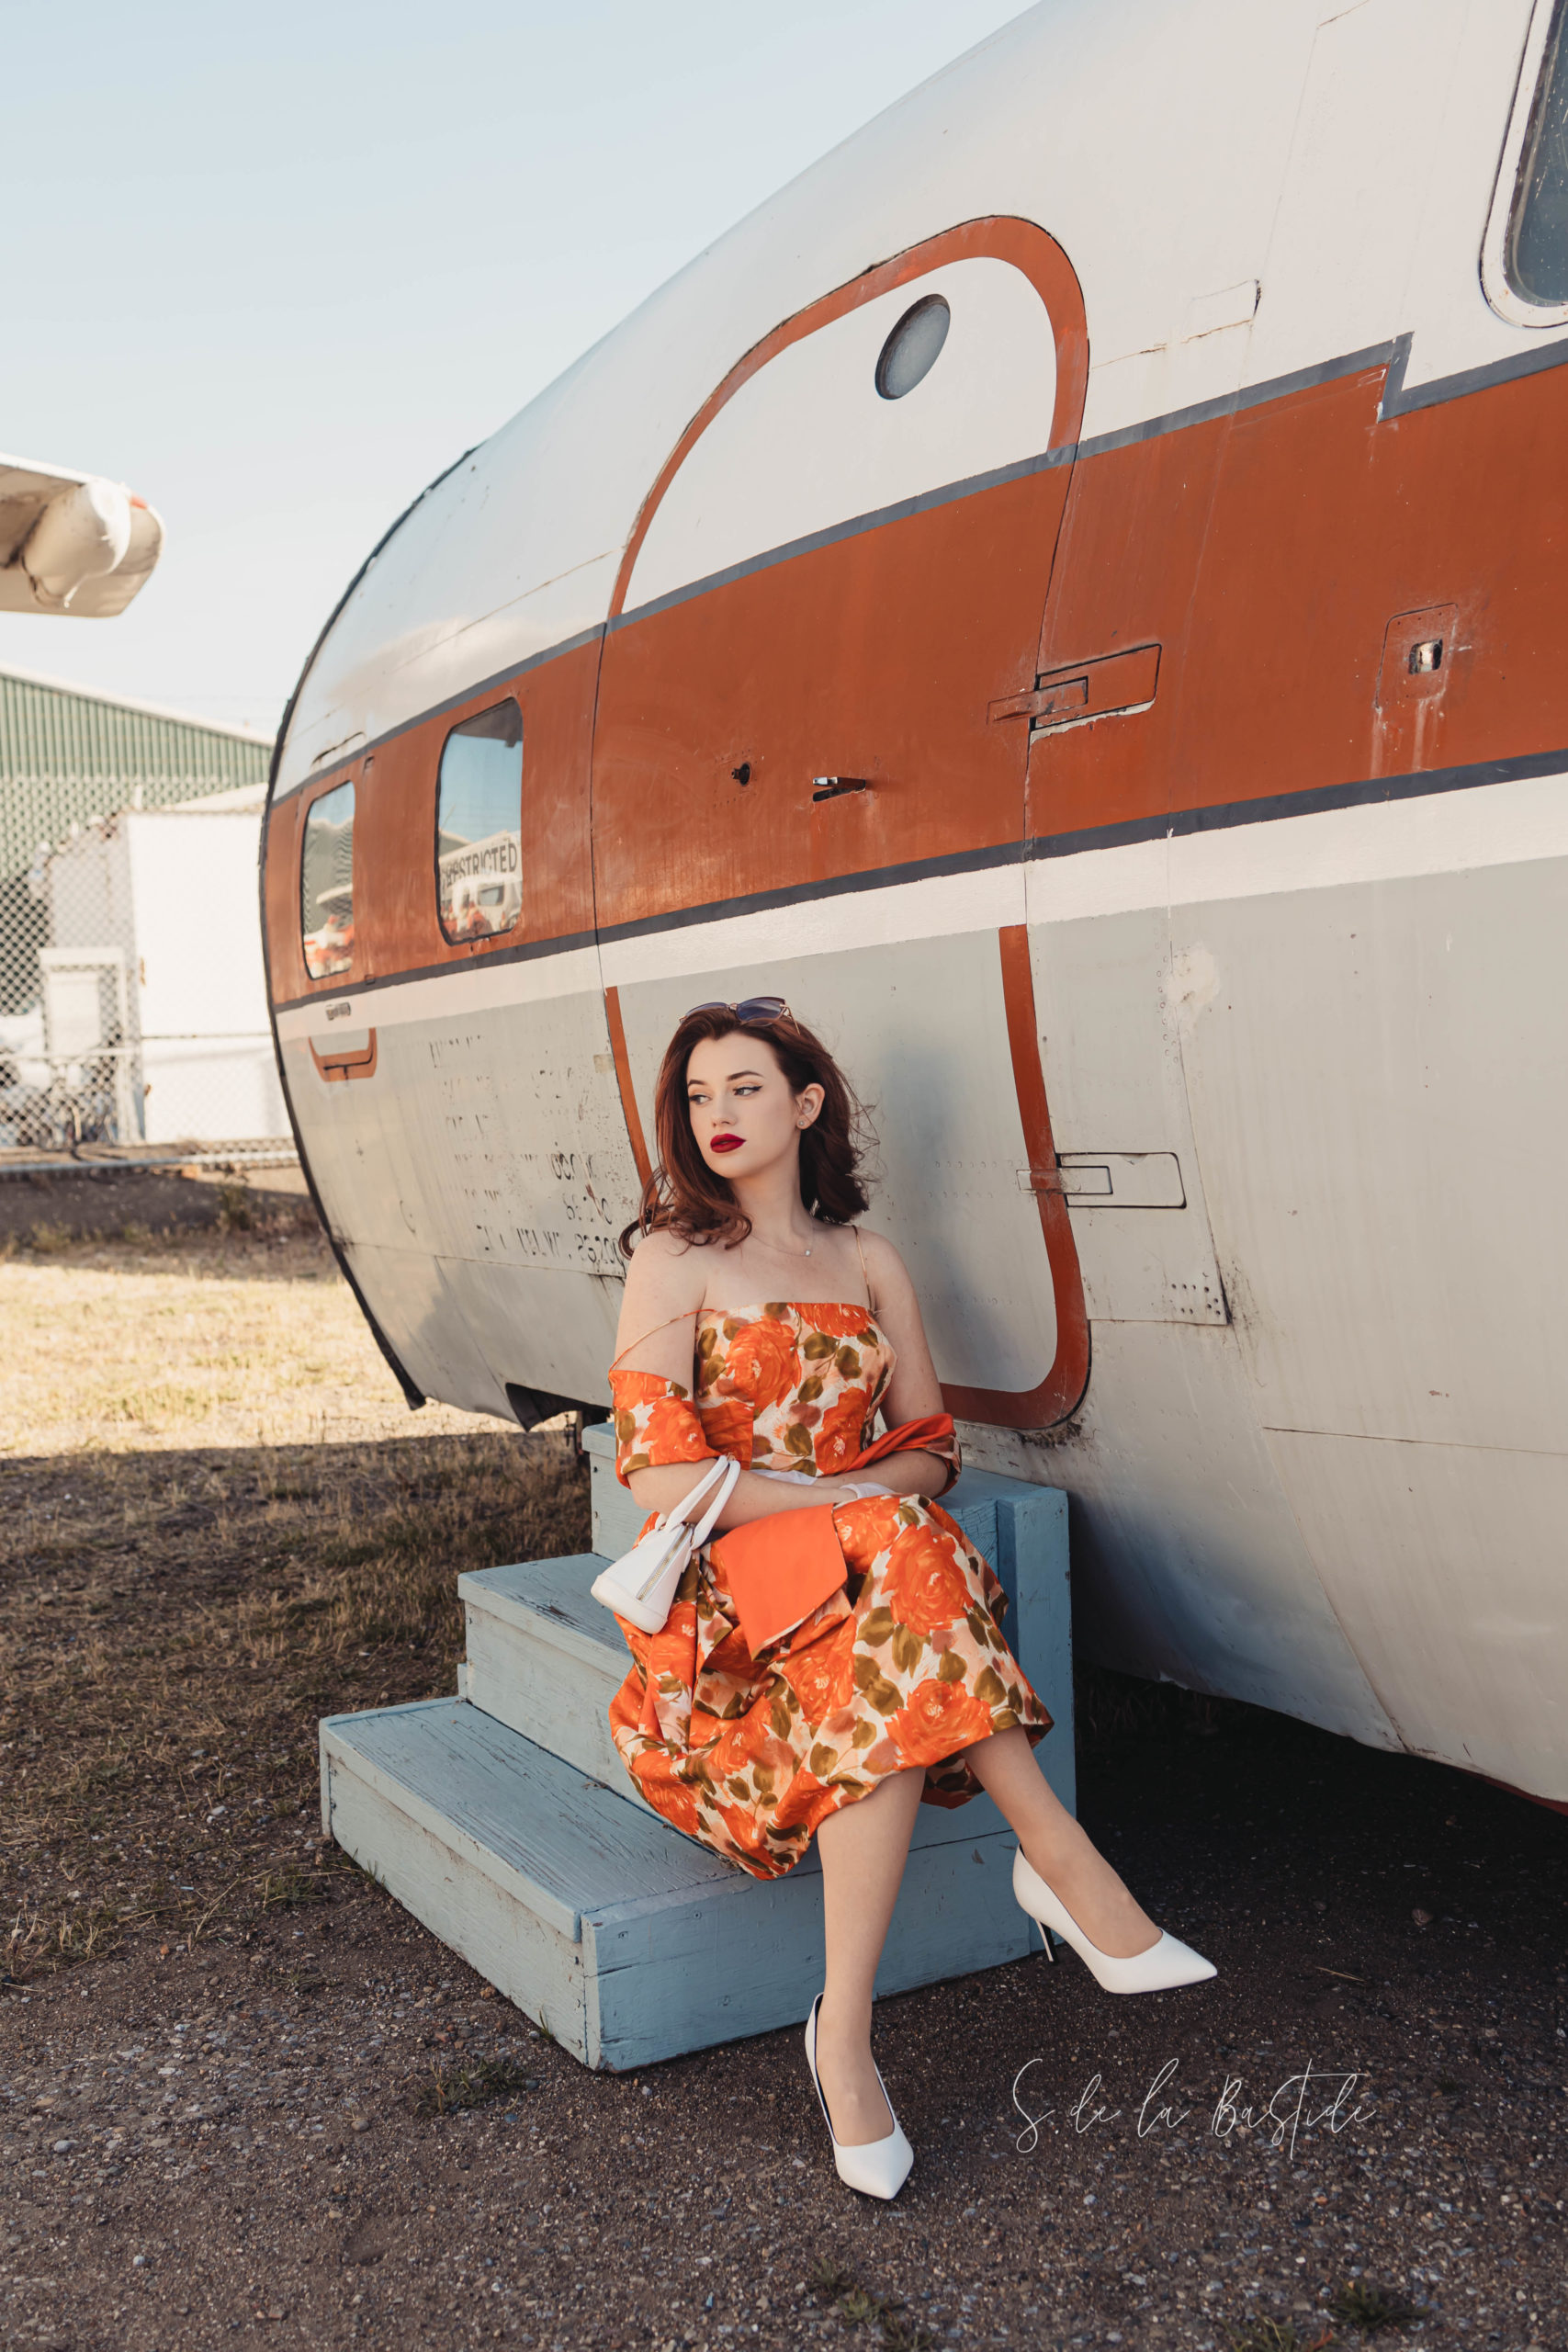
[606,997,1214,2199]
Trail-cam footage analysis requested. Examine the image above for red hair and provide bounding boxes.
[619,1006,872,1256]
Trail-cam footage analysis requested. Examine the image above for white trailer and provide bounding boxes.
[43,784,287,1146]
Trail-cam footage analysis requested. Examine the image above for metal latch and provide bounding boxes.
[988,642,1161,731]
[1021,1152,1186,1206]
[310,1028,378,1083]
[1377,605,1458,709]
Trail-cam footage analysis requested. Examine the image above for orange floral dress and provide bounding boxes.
[605,1300,1054,1880]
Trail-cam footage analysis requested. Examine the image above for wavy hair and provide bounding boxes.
[618,1005,872,1255]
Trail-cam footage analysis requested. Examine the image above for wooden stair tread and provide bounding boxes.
[458,1553,626,1669]
[321,1697,739,1940]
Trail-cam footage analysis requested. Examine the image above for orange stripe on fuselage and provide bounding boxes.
[939,925,1089,1431]
[264,345,1568,1011]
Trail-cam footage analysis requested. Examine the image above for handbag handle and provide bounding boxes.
[628,1453,741,1605]
[687,1455,740,1547]
[660,1451,732,1532]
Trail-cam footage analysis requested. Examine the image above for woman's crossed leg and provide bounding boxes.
[812,1728,1159,2145]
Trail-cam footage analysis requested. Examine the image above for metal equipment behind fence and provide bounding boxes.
[0,669,289,1166]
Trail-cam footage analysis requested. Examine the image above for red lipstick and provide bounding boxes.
[711,1133,744,1154]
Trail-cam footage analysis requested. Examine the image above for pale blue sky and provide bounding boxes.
[0,0,1027,736]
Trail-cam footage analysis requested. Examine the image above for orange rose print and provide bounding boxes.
[882,1519,975,1639]
[799,1303,875,1340]
[615,1369,689,1406]
[605,1303,1052,1880]
[610,1373,708,1485]
[649,1773,705,1840]
[813,1386,871,1475]
[719,1316,800,1413]
[782,1637,854,1720]
[695,1396,752,1464]
[889,1676,996,1761]
[641,1395,712,1464]
[832,1494,900,1567]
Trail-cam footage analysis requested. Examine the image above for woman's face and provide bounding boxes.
[685,1030,824,1182]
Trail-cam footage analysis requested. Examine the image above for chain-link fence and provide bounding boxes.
[0,797,292,1159]
[0,671,290,1164]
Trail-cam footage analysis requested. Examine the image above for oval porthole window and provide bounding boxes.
[874,293,952,400]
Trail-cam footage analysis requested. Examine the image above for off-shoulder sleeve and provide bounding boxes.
[609,1370,714,1487]
[854,1410,961,1498]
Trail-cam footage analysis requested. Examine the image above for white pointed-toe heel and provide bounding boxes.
[803,1995,914,2199]
[1013,1849,1217,1994]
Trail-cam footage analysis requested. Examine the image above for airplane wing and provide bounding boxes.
[0,452,165,616]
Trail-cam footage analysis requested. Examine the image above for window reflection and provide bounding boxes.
[1509,0,1568,304]
[300,779,355,980]
[437,700,523,943]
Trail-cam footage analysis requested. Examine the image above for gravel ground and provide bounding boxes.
[6,1690,1564,2352]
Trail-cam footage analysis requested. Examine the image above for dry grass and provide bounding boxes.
[808,2258,932,2350]
[1326,2281,1425,2333]
[0,1221,504,1454]
[0,1225,591,1981]
[413,2052,540,2116]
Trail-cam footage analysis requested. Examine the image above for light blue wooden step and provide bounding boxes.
[459,1552,642,1798]
[321,1694,1039,2071]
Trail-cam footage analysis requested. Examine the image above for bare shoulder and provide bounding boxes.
[855,1224,919,1306]
[614,1227,713,1367]
[623,1227,710,1307]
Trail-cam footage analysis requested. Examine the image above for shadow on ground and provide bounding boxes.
[0,1162,316,1251]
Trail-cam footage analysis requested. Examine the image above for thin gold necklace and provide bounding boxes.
[753,1227,818,1260]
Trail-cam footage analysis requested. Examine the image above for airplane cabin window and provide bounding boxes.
[875,293,952,400]
[436,698,524,944]
[1508,0,1568,303]
[300,778,355,980]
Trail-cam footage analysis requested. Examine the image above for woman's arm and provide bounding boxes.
[626,1462,865,1524]
[611,1228,705,1378]
[856,1227,953,1495]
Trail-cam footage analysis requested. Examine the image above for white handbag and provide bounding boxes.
[590,1452,742,1634]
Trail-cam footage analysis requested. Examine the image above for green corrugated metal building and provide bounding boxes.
[0,665,274,1012]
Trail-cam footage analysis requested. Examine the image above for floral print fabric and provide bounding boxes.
[604,1299,1052,1881]
[615,1297,959,1492]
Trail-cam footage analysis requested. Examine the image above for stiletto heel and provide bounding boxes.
[803,1995,914,2199]
[1013,1849,1216,1994]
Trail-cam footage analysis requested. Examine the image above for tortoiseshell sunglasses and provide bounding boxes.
[682,995,795,1026]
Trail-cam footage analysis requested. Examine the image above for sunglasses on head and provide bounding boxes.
[683,995,795,1027]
